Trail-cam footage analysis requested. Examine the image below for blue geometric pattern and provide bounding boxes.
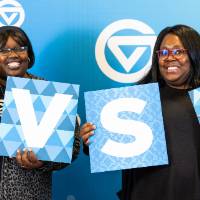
[189,87,200,123]
[84,83,168,173]
[0,76,79,163]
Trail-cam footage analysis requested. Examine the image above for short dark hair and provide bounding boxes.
[149,24,200,88]
[0,26,35,69]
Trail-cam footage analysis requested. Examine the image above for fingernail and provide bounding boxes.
[86,140,90,145]
[92,125,96,129]
[23,148,27,152]
[17,149,20,153]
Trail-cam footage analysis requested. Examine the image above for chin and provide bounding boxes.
[164,75,181,82]
[6,70,26,77]
[6,73,22,78]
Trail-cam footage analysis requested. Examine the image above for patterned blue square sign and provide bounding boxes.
[189,87,200,123]
[85,83,168,173]
[0,76,79,163]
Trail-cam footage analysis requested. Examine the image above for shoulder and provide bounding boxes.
[26,72,45,81]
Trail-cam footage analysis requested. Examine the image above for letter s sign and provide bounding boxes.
[100,98,153,158]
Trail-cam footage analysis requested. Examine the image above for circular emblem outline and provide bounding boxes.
[95,19,157,83]
[0,0,25,27]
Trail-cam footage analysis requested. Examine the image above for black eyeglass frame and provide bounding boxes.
[0,46,28,55]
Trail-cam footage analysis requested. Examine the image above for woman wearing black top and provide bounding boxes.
[80,24,200,200]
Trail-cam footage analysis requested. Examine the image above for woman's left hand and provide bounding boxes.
[16,149,44,169]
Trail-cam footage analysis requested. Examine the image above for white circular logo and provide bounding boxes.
[0,0,25,27]
[95,19,157,83]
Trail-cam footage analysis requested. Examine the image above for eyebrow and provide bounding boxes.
[160,45,184,49]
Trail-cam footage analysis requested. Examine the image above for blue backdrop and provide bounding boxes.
[0,0,200,199]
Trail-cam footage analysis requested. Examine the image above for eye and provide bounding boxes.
[173,49,183,56]
[160,49,169,56]
[14,47,24,52]
[0,48,10,54]
[15,46,28,53]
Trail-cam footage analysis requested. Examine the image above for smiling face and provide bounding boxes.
[158,33,191,89]
[0,36,29,79]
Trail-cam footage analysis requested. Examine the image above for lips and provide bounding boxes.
[162,63,180,73]
[7,61,21,70]
[166,66,179,73]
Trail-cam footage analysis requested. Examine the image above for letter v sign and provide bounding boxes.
[12,88,72,148]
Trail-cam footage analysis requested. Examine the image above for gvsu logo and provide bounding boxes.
[0,0,25,27]
[95,19,157,83]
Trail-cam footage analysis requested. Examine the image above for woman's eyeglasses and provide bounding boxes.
[156,48,188,60]
[0,46,28,56]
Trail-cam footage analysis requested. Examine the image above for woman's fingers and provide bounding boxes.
[16,148,43,169]
[16,149,23,166]
[82,131,94,144]
[80,123,96,145]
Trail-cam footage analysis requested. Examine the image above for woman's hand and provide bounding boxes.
[16,149,44,169]
[80,122,96,145]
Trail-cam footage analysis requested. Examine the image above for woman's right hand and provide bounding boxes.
[80,122,96,145]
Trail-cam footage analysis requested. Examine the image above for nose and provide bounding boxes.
[164,52,176,61]
[8,50,19,57]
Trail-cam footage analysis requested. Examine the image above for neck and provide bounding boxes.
[166,82,189,90]
[0,72,30,88]
[0,77,6,87]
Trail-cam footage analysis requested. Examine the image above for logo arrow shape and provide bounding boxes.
[0,12,17,25]
[107,36,157,73]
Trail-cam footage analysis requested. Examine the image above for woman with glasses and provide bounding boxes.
[80,24,200,200]
[0,26,80,200]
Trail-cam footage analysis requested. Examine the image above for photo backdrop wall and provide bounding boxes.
[0,0,200,199]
